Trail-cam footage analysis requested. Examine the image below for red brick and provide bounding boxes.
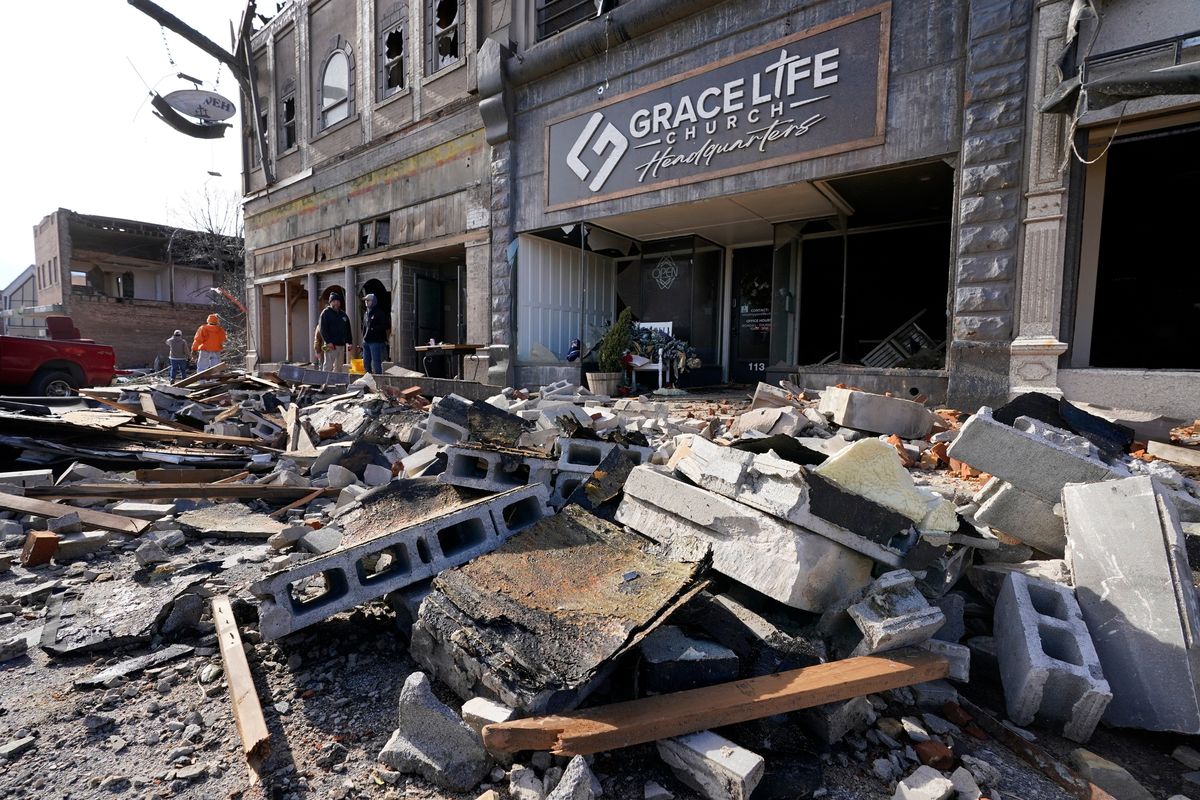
[914,739,954,770]
[21,531,61,566]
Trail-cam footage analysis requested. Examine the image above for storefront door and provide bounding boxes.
[730,246,774,384]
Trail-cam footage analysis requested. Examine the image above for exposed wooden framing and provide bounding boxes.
[212,595,271,774]
[133,468,248,483]
[0,491,149,535]
[483,650,948,756]
[78,390,196,433]
[26,484,336,501]
[173,361,228,388]
[269,488,323,520]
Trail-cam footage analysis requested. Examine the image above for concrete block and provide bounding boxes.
[971,478,1065,556]
[55,530,110,562]
[994,572,1111,742]
[672,591,826,675]
[557,437,652,474]
[311,442,352,477]
[326,464,359,489]
[547,755,596,800]
[423,394,472,445]
[946,408,1121,504]
[966,559,1071,605]
[638,626,739,693]
[401,445,442,478]
[0,519,23,538]
[46,513,83,535]
[1068,749,1154,800]
[657,730,764,800]
[798,696,875,744]
[673,436,912,566]
[135,540,171,566]
[537,403,593,432]
[549,472,588,510]
[299,526,343,555]
[892,765,955,800]
[813,438,959,532]
[111,502,178,521]
[616,466,873,613]
[932,593,965,642]
[336,485,370,508]
[918,639,970,682]
[439,445,555,494]
[0,469,52,488]
[1063,476,1200,733]
[819,570,944,658]
[364,464,394,487]
[20,531,59,566]
[730,407,803,438]
[461,696,517,733]
[818,386,936,439]
[252,484,551,639]
[378,671,489,791]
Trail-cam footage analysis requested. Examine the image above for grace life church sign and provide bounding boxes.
[545,4,891,210]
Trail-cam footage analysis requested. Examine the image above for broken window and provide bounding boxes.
[359,222,372,252]
[375,218,390,248]
[429,0,461,73]
[359,217,390,252]
[281,94,296,150]
[536,0,617,41]
[383,26,406,96]
[321,50,350,128]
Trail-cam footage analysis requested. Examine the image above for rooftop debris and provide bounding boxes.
[0,372,1197,799]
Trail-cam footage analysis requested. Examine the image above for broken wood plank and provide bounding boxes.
[482,649,948,756]
[138,392,158,417]
[214,471,252,484]
[213,402,243,424]
[173,361,227,388]
[27,484,336,501]
[269,488,323,520]
[79,390,196,432]
[956,698,1115,800]
[133,468,248,483]
[0,491,149,535]
[114,426,275,450]
[212,594,270,773]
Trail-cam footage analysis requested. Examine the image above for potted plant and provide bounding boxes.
[587,308,633,395]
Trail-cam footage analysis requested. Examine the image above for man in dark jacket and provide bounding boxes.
[361,293,390,374]
[318,292,352,372]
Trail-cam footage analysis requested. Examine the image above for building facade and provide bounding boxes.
[243,0,1200,416]
[29,209,237,368]
[1,266,40,338]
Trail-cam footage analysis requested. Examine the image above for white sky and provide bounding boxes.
[0,0,250,285]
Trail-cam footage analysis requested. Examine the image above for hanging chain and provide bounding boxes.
[213,62,222,91]
[160,25,177,67]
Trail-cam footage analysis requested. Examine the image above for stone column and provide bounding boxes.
[464,240,491,346]
[343,264,359,345]
[1009,0,1071,397]
[946,0,1034,409]
[488,139,515,385]
[306,272,318,362]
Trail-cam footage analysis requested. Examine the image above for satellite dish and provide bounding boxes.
[162,89,236,122]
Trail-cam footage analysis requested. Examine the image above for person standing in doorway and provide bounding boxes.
[191,314,227,372]
[165,329,190,381]
[362,293,390,374]
[319,292,352,372]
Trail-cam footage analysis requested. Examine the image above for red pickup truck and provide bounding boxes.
[0,317,117,396]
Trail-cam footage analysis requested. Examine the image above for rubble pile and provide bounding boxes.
[0,365,1198,800]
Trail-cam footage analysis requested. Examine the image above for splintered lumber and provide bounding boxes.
[956,698,1115,800]
[133,468,248,483]
[214,471,252,484]
[27,484,336,501]
[213,403,243,424]
[78,390,195,432]
[483,649,948,756]
[0,491,149,535]
[212,595,270,772]
[173,361,227,388]
[114,426,274,450]
[269,488,323,520]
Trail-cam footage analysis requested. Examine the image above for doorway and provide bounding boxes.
[730,246,773,384]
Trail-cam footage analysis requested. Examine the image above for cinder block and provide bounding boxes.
[797,696,876,744]
[994,572,1111,742]
[817,386,936,439]
[616,466,872,613]
[1063,476,1200,733]
[946,409,1121,504]
[972,478,1064,556]
[423,394,472,445]
[556,437,652,474]
[657,730,764,800]
[819,570,945,658]
[0,469,52,488]
[548,471,587,510]
[439,445,555,494]
[252,484,551,639]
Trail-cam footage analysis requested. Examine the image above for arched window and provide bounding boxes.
[321,51,350,128]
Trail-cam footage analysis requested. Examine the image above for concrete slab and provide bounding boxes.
[1063,476,1200,733]
[818,570,944,659]
[176,503,287,539]
[616,466,873,613]
[111,502,178,521]
[818,386,936,439]
[971,478,1065,556]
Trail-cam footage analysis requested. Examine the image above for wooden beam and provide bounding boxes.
[27,484,336,501]
[173,361,227,388]
[78,390,196,432]
[214,470,252,484]
[134,468,248,483]
[269,488,323,520]
[213,403,243,424]
[0,491,148,535]
[212,595,270,774]
[114,426,275,450]
[138,393,158,417]
[482,650,948,756]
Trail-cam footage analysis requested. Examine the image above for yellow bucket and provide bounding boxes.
[349,358,365,374]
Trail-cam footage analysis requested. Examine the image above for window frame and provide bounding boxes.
[278,78,298,153]
[378,2,409,101]
[317,40,356,132]
[427,0,465,77]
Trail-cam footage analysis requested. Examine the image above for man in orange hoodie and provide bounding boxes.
[192,314,227,372]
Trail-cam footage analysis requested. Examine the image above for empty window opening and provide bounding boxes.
[384,27,405,93]
[536,0,617,41]
[415,536,432,563]
[501,497,543,532]
[281,95,296,150]
[357,544,412,584]
[321,50,350,128]
[432,0,460,71]
[1038,625,1083,666]
[437,517,487,557]
[359,222,372,252]
[1028,584,1069,621]
[375,218,390,248]
[286,569,350,611]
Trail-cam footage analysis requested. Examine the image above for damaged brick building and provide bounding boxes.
[241,0,1200,415]
[29,209,241,368]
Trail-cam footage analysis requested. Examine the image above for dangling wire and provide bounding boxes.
[213,62,223,92]
[160,25,177,67]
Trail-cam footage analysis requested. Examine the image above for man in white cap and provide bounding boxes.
[165,329,190,381]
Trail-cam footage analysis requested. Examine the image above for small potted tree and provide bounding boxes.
[587,308,632,396]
